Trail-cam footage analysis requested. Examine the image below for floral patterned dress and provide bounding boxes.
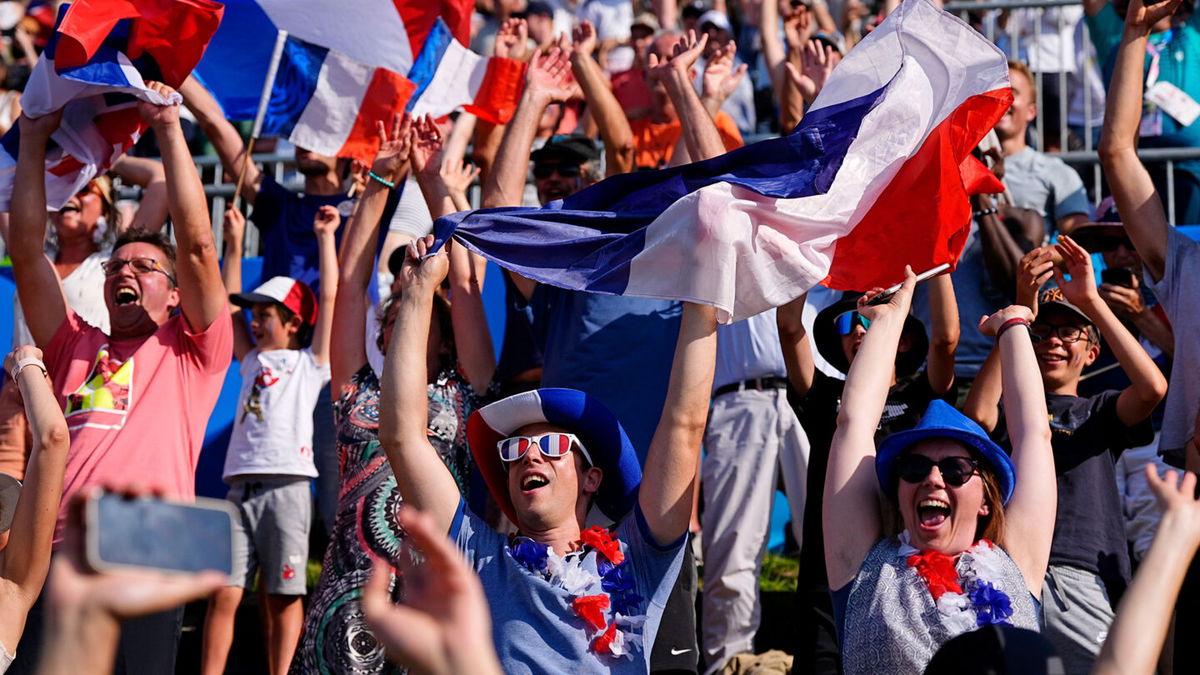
[290,365,485,674]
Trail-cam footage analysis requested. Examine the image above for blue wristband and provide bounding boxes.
[367,171,396,190]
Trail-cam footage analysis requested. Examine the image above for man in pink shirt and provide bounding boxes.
[7,82,232,675]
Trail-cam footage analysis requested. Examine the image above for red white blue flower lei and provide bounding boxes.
[510,526,646,657]
[898,532,1015,635]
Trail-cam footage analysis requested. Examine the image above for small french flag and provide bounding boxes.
[261,36,416,164]
[406,17,527,125]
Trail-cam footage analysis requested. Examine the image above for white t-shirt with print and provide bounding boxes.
[222,346,330,480]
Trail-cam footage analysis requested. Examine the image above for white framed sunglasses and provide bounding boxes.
[497,432,593,466]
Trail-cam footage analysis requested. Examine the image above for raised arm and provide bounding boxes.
[481,48,573,209]
[639,302,718,546]
[379,236,463,534]
[9,112,68,347]
[311,206,339,366]
[110,155,168,233]
[220,207,254,362]
[1054,236,1167,425]
[178,75,260,206]
[330,114,412,393]
[140,83,225,331]
[0,346,69,651]
[824,269,917,589]
[977,305,1054,596]
[571,22,635,177]
[777,293,815,396]
[411,117,496,394]
[649,31,725,162]
[1094,466,1200,675]
[925,272,959,395]
[1097,0,1183,281]
[700,40,750,119]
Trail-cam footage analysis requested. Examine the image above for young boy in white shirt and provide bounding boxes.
[201,206,337,675]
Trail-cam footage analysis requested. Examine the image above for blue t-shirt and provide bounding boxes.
[250,176,350,293]
[452,502,686,674]
[531,287,682,458]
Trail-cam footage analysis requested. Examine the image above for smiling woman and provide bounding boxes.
[821,269,1056,675]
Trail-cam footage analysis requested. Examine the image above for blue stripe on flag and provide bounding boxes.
[261,37,329,139]
[57,44,136,88]
[42,3,70,61]
[193,0,278,119]
[405,17,454,112]
[433,83,887,295]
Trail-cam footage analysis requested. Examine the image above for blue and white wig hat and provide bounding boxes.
[466,388,642,525]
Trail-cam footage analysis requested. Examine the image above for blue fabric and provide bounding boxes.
[451,500,686,674]
[532,287,681,459]
[192,0,278,120]
[261,37,329,139]
[249,176,348,293]
[405,17,453,111]
[432,85,888,294]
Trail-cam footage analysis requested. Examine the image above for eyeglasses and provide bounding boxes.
[1030,323,1088,344]
[101,257,177,285]
[834,311,871,335]
[896,455,980,487]
[533,163,582,180]
[497,432,593,465]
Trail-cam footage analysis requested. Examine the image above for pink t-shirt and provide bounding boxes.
[44,309,233,544]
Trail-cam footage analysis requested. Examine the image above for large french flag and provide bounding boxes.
[0,0,222,211]
[259,36,416,164]
[406,17,526,125]
[434,0,1013,324]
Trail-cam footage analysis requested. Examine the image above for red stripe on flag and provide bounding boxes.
[48,155,86,178]
[393,0,473,56]
[822,88,1013,291]
[126,0,224,87]
[463,57,527,125]
[339,69,417,164]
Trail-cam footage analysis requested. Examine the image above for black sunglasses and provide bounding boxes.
[896,455,979,487]
[533,163,582,179]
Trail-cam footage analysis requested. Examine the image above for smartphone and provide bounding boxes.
[86,492,236,575]
[1101,267,1136,289]
[865,263,952,305]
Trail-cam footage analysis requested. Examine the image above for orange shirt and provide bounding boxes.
[629,111,743,170]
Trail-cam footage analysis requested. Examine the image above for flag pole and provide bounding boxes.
[233,28,288,210]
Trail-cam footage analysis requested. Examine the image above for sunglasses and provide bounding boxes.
[533,163,583,179]
[834,311,871,335]
[1030,323,1089,344]
[896,455,979,487]
[497,432,594,465]
[101,257,177,285]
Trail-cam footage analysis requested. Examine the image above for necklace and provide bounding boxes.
[898,532,1015,635]
[509,526,647,657]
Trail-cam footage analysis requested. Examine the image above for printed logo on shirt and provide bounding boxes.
[242,365,278,423]
[64,346,133,431]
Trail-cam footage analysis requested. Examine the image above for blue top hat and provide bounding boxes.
[467,388,642,526]
[875,400,1016,504]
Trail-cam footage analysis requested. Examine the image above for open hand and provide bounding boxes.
[1146,466,1200,549]
[410,114,445,177]
[526,47,574,104]
[361,506,500,675]
[648,30,707,80]
[440,159,480,201]
[1052,235,1102,310]
[572,21,598,58]
[1016,247,1056,314]
[786,40,840,104]
[494,18,530,61]
[372,113,414,184]
[1124,0,1185,32]
[702,40,748,106]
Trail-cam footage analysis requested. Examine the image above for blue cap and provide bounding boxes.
[875,400,1015,504]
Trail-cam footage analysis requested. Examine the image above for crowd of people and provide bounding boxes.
[2,0,1200,673]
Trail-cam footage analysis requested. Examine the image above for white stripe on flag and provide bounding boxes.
[408,39,488,120]
[288,49,373,158]
[257,0,415,75]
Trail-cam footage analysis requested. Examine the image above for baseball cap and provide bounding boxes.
[632,12,661,33]
[1036,287,1094,330]
[230,276,318,326]
[530,135,601,165]
[698,9,732,33]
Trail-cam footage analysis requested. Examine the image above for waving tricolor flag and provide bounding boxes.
[435,0,1013,324]
[0,0,223,211]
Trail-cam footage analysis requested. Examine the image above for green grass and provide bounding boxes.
[697,552,799,593]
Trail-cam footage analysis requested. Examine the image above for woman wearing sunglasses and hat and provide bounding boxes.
[824,268,1055,674]
[379,234,716,674]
